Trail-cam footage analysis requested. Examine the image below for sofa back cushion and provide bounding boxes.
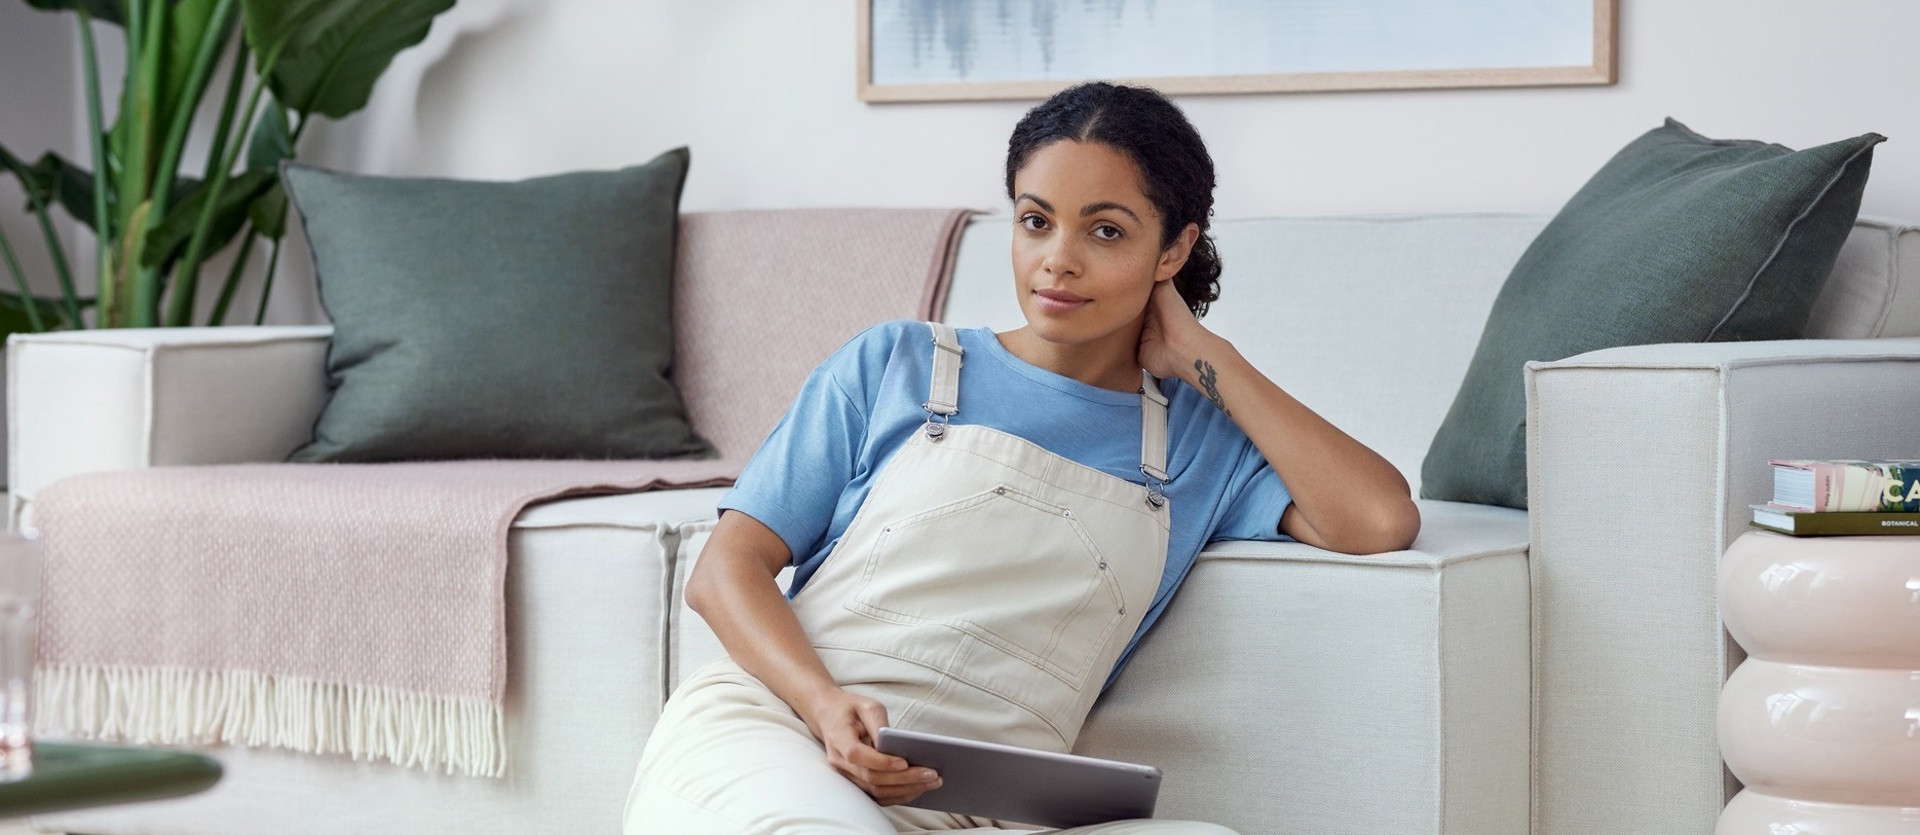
[1808,218,1920,339]
[941,213,1920,497]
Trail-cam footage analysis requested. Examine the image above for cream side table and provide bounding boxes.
[1716,531,1920,833]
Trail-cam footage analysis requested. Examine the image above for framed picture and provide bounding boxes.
[858,0,1617,102]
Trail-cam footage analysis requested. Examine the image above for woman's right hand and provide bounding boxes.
[800,688,942,805]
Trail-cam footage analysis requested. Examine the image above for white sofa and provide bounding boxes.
[12,211,1920,835]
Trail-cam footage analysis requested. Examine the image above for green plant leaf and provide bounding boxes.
[246,98,292,169]
[156,0,226,137]
[240,101,292,239]
[0,290,92,338]
[240,0,454,120]
[18,151,207,235]
[140,167,273,268]
[0,144,64,215]
[0,147,83,323]
[23,0,127,26]
[9,152,107,232]
[0,142,44,205]
[247,181,286,238]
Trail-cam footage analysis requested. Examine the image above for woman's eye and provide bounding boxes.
[1093,225,1122,241]
[1019,214,1048,231]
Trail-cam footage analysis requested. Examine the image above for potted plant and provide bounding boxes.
[0,0,459,336]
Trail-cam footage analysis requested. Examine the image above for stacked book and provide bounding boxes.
[1751,459,1920,536]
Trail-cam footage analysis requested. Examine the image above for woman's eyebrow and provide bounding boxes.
[1080,201,1143,225]
[1015,193,1054,213]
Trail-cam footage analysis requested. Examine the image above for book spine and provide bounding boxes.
[1759,513,1920,536]
[1813,462,1920,512]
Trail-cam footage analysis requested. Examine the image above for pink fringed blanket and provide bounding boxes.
[32,208,973,777]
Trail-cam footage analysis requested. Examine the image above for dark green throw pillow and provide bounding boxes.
[1422,119,1883,508]
[284,149,714,462]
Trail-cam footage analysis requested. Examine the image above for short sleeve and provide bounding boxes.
[1208,445,1293,543]
[716,359,868,565]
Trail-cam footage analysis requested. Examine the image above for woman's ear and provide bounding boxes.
[1156,223,1202,282]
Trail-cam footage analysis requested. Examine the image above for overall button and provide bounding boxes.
[1062,509,1073,518]
[1098,561,1107,570]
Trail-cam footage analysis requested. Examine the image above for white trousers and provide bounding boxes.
[623,661,1238,835]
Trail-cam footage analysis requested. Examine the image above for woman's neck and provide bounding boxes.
[995,326,1144,393]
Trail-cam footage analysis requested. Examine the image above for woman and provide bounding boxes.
[626,82,1419,834]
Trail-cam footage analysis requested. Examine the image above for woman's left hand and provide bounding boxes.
[1137,279,1218,385]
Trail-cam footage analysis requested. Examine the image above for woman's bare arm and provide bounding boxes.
[683,510,941,803]
[1138,282,1421,554]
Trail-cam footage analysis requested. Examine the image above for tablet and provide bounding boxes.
[873,726,1160,828]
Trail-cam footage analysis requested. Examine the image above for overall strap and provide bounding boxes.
[1139,370,1172,508]
[923,322,963,439]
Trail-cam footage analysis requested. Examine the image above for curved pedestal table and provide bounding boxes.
[1716,531,1920,834]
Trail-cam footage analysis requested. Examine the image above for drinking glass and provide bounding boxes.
[0,530,42,780]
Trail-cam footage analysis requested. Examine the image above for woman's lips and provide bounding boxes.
[1033,289,1089,314]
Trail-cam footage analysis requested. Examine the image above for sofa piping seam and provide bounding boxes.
[1196,544,1526,571]
[1529,349,1920,373]
[1524,362,1545,835]
[8,330,330,351]
[1433,567,1448,835]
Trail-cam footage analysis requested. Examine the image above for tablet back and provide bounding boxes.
[875,727,1160,828]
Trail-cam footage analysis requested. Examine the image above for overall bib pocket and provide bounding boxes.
[847,484,1127,688]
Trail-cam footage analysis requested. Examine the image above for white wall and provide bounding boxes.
[313,0,1920,224]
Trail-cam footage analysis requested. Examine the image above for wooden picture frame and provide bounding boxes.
[858,0,1617,103]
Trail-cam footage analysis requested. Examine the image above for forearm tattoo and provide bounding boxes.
[1194,358,1230,417]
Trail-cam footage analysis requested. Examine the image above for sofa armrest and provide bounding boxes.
[1522,336,1920,835]
[8,326,332,517]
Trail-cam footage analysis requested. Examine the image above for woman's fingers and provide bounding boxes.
[824,696,943,803]
[853,699,890,741]
[854,756,941,806]
[806,689,943,803]
[834,745,940,804]
[843,739,905,774]
[860,763,941,789]
[838,697,904,771]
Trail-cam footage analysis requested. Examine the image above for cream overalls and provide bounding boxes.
[626,324,1237,835]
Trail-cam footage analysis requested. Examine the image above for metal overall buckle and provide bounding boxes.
[922,408,952,441]
[1140,464,1170,509]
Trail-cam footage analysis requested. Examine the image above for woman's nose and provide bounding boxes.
[1042,237,1080,277]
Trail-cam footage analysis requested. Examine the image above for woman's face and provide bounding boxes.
[1010,140,1178,351]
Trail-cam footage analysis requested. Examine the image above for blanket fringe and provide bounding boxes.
[34,664,505,778]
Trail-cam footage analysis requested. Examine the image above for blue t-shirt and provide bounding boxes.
[718,321,1292,684]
